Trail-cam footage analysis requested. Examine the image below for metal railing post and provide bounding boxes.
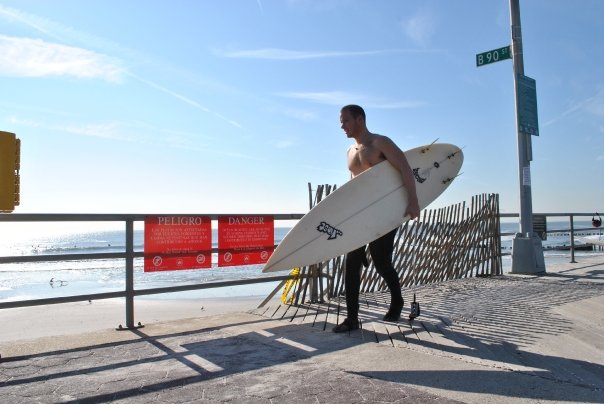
[569,214,577,263]
[125,218,136,328]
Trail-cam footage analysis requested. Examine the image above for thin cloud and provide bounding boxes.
[273,137,298,149]
[129,73,210,112]
[280,91,426,109]
[214,47,436,60]
[401,8,438,47]
[8,116,136,141]
[586,90,604,118]
[279,107,319,121]
[285,0,351,13]
[0,5,63,42]
[0,5,132,57]
[215,150,266,162]
[544,88,604,126]
[62,122,134,140]
[8,116,214,148]
[1,5,243,129]
[0,35,125,82]
[256,0,264,14]
[128,73,243,128]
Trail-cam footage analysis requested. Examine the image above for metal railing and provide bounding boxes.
[0,213,303,329]
[1,212,602,329]
[499,212,604,262]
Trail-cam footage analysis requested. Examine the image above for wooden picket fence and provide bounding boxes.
[283,189,502,305]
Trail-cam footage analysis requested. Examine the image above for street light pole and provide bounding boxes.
[510,0,545,273]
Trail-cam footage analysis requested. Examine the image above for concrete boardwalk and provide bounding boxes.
[1,256,603,403]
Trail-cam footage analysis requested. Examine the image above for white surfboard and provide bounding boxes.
[576,234,604,246]
[263,143,464,273]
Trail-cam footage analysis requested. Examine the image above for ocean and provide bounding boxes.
[1,221,602,303]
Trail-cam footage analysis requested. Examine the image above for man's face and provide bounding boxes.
[340,110,359,138]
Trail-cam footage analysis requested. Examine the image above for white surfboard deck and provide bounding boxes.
[576,234,604,246]
[263,143,463,273]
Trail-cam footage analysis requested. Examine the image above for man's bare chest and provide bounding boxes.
[348,145,385,175]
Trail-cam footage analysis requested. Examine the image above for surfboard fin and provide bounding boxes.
[442,172,463,185]
[446,145,465,160]
[420,138,439,153]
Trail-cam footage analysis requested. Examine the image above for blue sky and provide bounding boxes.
[1,0,602,217]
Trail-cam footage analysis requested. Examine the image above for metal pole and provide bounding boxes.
[510,0,532,236]
[510,0,545,273]
[123,218,138,329]
[570,215,577,263]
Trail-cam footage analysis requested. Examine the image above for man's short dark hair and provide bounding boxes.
[341,104,366,121]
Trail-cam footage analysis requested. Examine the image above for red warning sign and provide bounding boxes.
[144,216,212,272]
[218,215,274,267]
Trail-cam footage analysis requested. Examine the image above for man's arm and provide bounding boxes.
[375,136,420,220]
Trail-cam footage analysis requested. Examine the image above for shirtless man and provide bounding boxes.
[333,104,420,333]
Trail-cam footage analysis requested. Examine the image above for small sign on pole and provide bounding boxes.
[517,74,539,136]
[476,45,512,67]
[533,214,547,240]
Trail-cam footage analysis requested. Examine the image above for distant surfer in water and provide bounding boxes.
[333,104,420,333]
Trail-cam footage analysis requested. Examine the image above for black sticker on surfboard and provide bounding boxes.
[413,168,427,183]
[317,221,343,240]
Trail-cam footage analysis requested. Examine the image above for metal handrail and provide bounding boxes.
[498,212,603,262]
[1,211,602,329]
[0,213,304,329]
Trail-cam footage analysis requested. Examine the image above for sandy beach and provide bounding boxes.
[0,294,278,343]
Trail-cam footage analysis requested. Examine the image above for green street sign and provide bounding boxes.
[517,74,539,136]
[476,45,511,67]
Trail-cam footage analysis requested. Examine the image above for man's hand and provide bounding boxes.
[405,197,420,220]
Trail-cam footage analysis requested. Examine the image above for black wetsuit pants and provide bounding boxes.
[344,228,403,321]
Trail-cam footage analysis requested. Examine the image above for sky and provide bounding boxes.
[0,0,603,219]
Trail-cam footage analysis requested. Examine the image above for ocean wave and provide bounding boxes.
[33,244,141,254]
